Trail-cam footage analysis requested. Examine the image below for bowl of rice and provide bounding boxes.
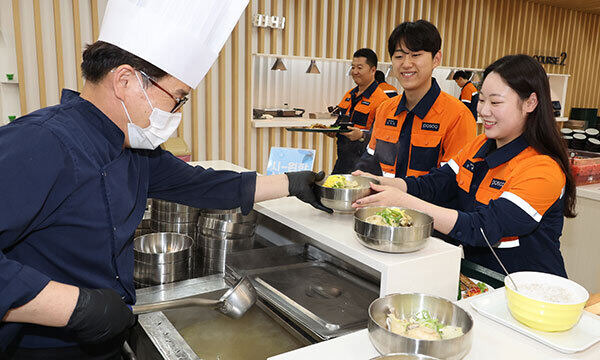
[505,271,589,332]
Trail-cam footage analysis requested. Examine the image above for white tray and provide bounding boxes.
[470,289,600,354]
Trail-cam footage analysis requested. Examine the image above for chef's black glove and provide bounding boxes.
[285,171,333,213]
[65,288,135,344]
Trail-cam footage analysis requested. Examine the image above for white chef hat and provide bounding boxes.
[98,0,248,88]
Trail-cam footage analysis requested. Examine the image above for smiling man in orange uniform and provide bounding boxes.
[331,48,389,174]
[355,20,476,178]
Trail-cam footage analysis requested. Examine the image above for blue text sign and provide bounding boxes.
[266,147,316,175]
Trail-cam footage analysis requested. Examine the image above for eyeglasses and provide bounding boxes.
[139,70,189,113]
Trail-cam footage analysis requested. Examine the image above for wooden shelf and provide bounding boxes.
[252,117,336,128]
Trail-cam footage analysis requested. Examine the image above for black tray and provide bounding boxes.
[285,127,351,133]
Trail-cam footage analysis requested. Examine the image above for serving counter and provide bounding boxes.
[268,293,600,360]
[130,160,599,359]
[190,160,462,300]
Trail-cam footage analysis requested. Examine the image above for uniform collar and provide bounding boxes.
[462,80,473,89]
[351,80,379,100]
[61,89,125,149]
[395,78,441,119]
[474,135,529,168]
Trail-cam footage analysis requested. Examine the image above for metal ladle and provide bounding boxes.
[131,276,257,319]
[479,228,519,291]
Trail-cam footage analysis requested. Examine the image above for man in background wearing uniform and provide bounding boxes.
[331,48,388,174]
[355,20,476,179]
[453,70,479,121]
[375,70,398,98]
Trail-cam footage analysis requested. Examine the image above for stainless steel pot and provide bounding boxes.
[197,234,255,251]
[354,207,433,253]
[368,293,473,360]
[197,217,256,238]
[316,175,379,213]
[151,209,200,223]
[151,220,197,235]
[152,199,200,213]
[133,233,194,286]
[132,277,257,319]
[199,208,257,223]
[370,354,441,360]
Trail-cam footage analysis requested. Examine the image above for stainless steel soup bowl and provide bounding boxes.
[316,175,380,213]
[354,207,433,253]
[133,232,194,285]
[370,354,442,360]
[368,293,473,360]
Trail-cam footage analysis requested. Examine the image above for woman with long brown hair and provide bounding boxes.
[353,54,576,277]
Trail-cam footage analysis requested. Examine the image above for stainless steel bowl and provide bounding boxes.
[354,207,433,253]
[151,220,197,235]
[152,199,200,213]
[151,208,200,223]
[133,233,194,285]
[134,232,194,264]
[316,175,380,213]
[370,354,441,360]
[197,217,256,237]
[197,234,255,252]
[200,208,257,223]
[368,293,473,360]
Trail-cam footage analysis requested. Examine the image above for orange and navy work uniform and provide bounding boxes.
[405,134,567,276]
[459,81,479,121]
[377,81,398,98]
[356,78,476,178]
[332,80,388,174]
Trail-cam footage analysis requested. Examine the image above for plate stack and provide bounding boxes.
[196,209,257,276]
[150,199,200,272]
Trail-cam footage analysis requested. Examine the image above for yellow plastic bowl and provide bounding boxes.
[505,271,589,332]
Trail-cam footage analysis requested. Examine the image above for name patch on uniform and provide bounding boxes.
[385,118,398,127]
[463,159,475,172]
[421,122,440,131]
[345,97,351,101]
[361,100,371,106]
[489,178,506,189]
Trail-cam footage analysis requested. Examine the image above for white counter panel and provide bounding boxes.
[269,294,600,360]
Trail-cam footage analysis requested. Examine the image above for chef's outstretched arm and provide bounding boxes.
[254,171,333,213]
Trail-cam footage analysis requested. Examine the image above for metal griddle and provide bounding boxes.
[227,244,379,340]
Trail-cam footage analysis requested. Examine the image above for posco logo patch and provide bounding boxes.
[490,178,506,189]
[361,100,371,106]
[385,118,398,127]
[345,97,351,101]
[463,160,475,172]
[421,122,440,131]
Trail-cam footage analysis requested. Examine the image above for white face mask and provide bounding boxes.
[120,72,182,150]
